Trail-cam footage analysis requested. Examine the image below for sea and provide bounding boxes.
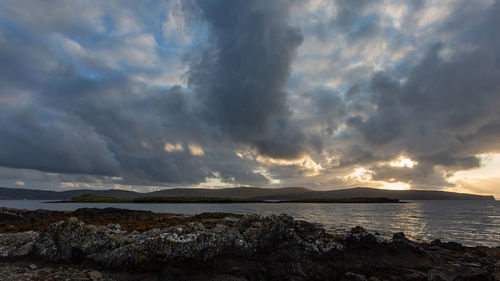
[0,200,498,247]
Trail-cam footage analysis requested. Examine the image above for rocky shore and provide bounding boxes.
[0,207,499,281]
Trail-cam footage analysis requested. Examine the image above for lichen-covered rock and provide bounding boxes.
[89,222,252,268]
[35,218,125,261]
[0,231,38,257]
[30,214,342,269]
[0,208,499,281]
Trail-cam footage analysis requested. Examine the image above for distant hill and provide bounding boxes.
[252,187,496,201]
[146,186,310,199]
[0,186,495,201]
[0,186,141,200]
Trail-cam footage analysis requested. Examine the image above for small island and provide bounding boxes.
[52,193,403,204]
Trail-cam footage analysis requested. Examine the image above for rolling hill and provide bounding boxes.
[0,186,495,201]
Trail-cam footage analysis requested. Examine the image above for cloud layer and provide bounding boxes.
[0,0,499,196]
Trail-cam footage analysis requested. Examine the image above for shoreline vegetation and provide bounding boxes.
[51,193,404,204]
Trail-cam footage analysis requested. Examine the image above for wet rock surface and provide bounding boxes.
[0,207,499,281]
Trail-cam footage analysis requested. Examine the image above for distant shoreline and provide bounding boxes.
[1,186,494,201]
[48,194,405,204]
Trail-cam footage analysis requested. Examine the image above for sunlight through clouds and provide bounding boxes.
[389,157,418,168]
[188,143,204,156]
[0,0,499,195]
[164,142,184,153]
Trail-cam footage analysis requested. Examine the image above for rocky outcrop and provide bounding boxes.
[0,207,499,281]
[0,231,38,258]
[29,214,342,268]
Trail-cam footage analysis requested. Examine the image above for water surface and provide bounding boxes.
[0,200,498,247]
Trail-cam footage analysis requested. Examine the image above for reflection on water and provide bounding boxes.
[0,200,498,247]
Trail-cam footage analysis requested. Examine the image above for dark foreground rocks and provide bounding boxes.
[0,207,499,281]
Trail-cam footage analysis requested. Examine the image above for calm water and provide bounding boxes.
[0,200,498,247]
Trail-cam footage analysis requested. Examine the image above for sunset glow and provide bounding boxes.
[389,158,417,168]
[380,182,411,190]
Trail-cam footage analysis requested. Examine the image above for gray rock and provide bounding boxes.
[346,231,377,248]
[427,245,442,251]
[0,209,499,281]
[23,214,344,272]
[404,271,426,280]
[343,271,367,281]
[350,226,366,234]
[28,264,38,270]
[427,269,449,281]
[392,232,406,241]
[35,218,125,261]
[430,239,442,246]
[88,270,103,280]
[0,231,38,258]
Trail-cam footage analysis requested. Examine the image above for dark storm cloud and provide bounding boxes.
[0,23,222,185]
[347,73,403,145]
[187,0,308,159]
[0,27,120,176]
[1,0,296,187]
[0,105,120,176]
[369,164,452,188]
[1,0,500,191]
[337,144,377,167]
[306,89,346,136]
[347,1,500,184]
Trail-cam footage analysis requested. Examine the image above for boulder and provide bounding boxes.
[0,231,38,258]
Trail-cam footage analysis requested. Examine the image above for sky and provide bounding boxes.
[0,0,499,198]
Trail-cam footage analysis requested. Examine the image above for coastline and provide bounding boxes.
[1,207,499,280]
[47,194,405,204]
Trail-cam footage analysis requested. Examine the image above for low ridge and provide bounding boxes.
[0,186,494,200]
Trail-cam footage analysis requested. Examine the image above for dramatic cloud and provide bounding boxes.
[187,0,309,159]
[0,0,499,197]
[346,1,500,187]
